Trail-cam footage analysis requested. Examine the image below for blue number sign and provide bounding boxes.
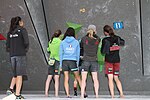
[113,22,124,30]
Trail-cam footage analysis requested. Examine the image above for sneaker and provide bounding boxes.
[20,95,25,99]
[6,88,14,95]
[67,96,72,98]
[74,90,77,96]
[16,95,24,100]
[84,94,88,98]
[74,87,77,96]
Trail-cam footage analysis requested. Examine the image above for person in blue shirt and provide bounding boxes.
[59,27,81,97]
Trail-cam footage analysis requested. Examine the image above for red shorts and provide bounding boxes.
[105,62,120,76]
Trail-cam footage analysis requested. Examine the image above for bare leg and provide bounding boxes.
[91,72,99,98]
[73,71,81,87]
[54,75,59,97]
[74,79,78,88]
[45,75,53,96]
[81,72,88,98]
[15,76,22,96]
[114,76,124,98]
[74,79,78,96]
[10,77,16,89]
[64,71,70,96]
[108,74,114,98]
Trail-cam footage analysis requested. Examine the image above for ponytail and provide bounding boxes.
[9,16,22,32]
[103,25,115,37]
[50,30,62,43]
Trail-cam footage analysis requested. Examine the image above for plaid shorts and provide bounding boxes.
[11,56,27,77]
[105,62,120,76]
[80,61,99,72]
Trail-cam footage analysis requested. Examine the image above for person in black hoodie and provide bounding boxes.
[101,25,124,98]
[6,16,29,100]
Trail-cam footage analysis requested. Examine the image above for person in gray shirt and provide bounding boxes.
[80,25,100,98]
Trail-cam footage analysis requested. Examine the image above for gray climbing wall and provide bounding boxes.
[43,0,145,93]
[0,0,48,92]
[141,0,150,76]
[0,0,150,94]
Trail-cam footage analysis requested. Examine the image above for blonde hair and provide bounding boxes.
[87,29,96,39]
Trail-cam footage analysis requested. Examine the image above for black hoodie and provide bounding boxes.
[101,35,125,63]
[6,26,29,57]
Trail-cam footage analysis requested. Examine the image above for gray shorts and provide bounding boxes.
[48,60,60,75]
[62,60,79,72]
[80,61,99,72]
[11,56,27,77]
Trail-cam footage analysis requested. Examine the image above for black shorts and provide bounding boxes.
[80,61,99,72]
[48,60,60,75]
[62,60,79,72]
[11,56,27,77]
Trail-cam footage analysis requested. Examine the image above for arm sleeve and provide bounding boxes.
[80,38,84,56]
[101,39,110,54]
[98,37,101,42]
[101,39,105,54]
[59,42,63,68]
[6,33,10,52]
[22,28,29,52]
[77,42,80,67]
[47,42,51,53]
[118,36,125,46]
[95,34,101,42]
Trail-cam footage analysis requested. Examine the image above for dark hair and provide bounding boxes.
[103,25,115,37]
[9,16,22,32]
[62,27,75,40]
[9,17,16,32]
[50,30,62,43]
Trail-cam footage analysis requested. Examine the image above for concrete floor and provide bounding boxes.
[1,94,150,100]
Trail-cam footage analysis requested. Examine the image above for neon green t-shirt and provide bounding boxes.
[47,38,61,61]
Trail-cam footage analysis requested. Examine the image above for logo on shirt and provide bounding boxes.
[110,43,120,51]
[69,45,72,48]
[18,29,21,32]
[85,40,88,45]
[95,40,99,45]
[65,44,74,53]
[10,34,18,38]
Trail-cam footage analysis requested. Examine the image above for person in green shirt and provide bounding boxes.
[45,30,62,97]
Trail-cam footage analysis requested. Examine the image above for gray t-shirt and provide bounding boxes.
[80,35,100,61]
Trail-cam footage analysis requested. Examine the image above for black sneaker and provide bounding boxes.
[74,90,77,96]
[74,87,77,96]
[16,95,24,100]
[67,96,72,98]
[84,94,88,98]
[6,88,14,95]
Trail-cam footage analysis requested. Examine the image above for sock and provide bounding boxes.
[74,87,77,96]
[74,87,77,91]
